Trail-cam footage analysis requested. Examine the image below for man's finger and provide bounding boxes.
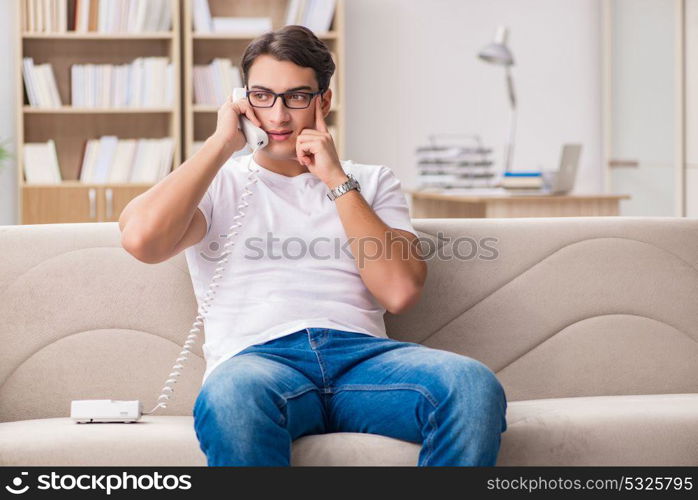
[315,94,329,133]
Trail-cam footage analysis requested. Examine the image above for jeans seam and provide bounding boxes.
[312,349,330,391]
[421,409,438,465]
[307,331,331,391]
[276,385,320,427]
[331,384,440,408]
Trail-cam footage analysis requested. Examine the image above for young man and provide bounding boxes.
[119,25,508,466]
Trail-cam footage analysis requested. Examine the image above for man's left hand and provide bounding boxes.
[296,94,347,187]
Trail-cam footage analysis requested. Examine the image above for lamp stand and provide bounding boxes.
[504,66,517,173]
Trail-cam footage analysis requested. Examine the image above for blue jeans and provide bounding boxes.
[193,328,508,466]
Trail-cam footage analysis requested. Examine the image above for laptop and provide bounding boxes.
[548,143,582,194]
[507,143,582,195]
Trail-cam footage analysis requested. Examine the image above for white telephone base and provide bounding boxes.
[71,399,143,423]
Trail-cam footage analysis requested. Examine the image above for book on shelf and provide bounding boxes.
[192,0,212,33]
[22,58,63,107]
[211,17,273,34]
[286,0,337,32]
[191,1,273,34]
[79,135,175,183]
[193,59,243,106]
[24,0,68,33]
[24,0,172,34]
[69,57,173,108]
[23,139,63,184]
[192,0,337,34]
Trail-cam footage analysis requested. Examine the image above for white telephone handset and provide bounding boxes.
[232,87,269,150]
[71,89,268,423]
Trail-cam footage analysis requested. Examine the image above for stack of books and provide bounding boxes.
[70,57,174,108]
[79,136,175,183]
[193,59,243,106]
[416,140,497,190]
[22,0,172,33]
[500,172,544,193]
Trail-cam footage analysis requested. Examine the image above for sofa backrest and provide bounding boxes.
[1,218,697,422]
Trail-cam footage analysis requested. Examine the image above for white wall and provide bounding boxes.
[344,0,604,194]
[686,0,698,217]
[0,0,604,225]
[608,0,677,216]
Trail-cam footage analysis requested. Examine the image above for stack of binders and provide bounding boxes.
[416,134,497,190]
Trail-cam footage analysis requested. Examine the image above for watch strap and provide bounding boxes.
[327,173,361,201]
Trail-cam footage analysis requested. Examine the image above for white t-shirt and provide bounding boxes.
[184,152,417,385]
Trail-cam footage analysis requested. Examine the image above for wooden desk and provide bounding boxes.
[407,190,631,218]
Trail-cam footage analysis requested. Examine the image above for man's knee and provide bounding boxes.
[426,353,507,413]
[447,355,508,431]
[458,357,504,394]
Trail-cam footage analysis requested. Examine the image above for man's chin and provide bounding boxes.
[258,146,298,162]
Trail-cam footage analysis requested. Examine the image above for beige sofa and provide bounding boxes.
[1,217,697,466]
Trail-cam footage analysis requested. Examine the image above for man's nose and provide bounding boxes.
[269,95,291,122]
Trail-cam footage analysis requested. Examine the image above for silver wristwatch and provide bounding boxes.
[327,173,361,201]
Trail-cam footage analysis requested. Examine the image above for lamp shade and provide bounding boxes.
[478,26,514,66]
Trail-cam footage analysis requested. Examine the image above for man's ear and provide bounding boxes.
[322,89,332,115]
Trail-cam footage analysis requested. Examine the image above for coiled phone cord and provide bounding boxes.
[143,145,262,415]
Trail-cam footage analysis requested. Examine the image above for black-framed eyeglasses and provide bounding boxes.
[246,88,324,109]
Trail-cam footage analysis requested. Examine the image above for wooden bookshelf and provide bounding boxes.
[16,0,182,224]
[181,0,345,161]
[15,0,345,224]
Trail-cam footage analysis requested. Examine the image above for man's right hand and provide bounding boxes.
[212,93,264,155]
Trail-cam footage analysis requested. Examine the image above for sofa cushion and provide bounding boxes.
[496,393,698,466]
[1,393,696,466]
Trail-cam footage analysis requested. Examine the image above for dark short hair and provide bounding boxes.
[240,25,336,93]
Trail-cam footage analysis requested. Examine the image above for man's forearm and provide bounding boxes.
[327,173,427,314]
